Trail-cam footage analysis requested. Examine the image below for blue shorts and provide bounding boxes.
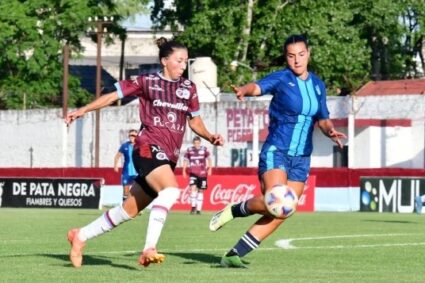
[121,174,137,186]
[258,144,311,182]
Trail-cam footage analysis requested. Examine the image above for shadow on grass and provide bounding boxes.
[363,219,417,224]
[166,252,221,265]
[41,253,139,270]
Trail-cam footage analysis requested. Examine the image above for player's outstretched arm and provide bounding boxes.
[188,116,224,146]
[65,92,119,126]
[231,83,262,101]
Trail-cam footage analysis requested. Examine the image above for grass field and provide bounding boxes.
[1,208,424,283]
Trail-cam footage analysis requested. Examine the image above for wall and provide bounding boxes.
[0,95,424,168]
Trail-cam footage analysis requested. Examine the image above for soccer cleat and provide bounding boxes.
[67,228,86,268]
[209,204,234,231]
[138,248,165,267]
[220,254,247,268]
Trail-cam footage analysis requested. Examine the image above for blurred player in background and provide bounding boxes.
[415,194,424,214]
[114,129,138,202]
[209,34,346,268]
[65,37,224,268]
[182,136,212,215]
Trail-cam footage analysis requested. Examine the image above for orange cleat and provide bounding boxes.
[138,248,165,267]
[67,228,86,268]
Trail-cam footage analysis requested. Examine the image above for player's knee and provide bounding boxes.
[155,187,180,210]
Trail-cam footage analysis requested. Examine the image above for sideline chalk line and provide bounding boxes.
[274,233,424,250]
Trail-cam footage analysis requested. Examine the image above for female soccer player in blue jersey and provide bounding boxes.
[209,34,346,268]
[65,37,224,268]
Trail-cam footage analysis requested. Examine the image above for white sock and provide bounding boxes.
[196,191,204,212]
[78,205,132,241]
[190,191,197,208]
[143,187,180,250]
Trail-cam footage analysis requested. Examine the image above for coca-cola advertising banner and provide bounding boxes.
[173,175,316,212]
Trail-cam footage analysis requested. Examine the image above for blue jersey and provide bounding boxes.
[119,141,137,177]
[257,68,329,156]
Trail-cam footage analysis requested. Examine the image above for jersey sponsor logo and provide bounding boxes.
[153,99,188,111]
[146,75,160,80]
[167,112,177,123]
[156,152,169,161]
[153,114,185,133]
[176,88,190,99]
[149,84,164,92]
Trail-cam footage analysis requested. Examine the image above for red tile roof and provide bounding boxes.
[356,79,425,96]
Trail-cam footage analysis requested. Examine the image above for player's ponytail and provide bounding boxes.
[156,37,187,61]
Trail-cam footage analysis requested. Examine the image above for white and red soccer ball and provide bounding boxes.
[264,184,299,219]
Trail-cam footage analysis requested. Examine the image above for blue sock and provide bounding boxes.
[231,201,252,218]
[226,232,260,258]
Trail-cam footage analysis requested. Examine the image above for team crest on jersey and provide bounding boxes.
[288,82,295,87]
[183,80,191,86]
[176,88,190,99]
[315,85,321,95]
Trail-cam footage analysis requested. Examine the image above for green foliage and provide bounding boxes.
[0,0,148,110]
[152,0,425,95]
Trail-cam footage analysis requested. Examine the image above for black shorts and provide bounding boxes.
[189,174,208,190]
[132,144,176,198]
[132,144,176,177]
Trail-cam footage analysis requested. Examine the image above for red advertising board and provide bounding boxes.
[173,175,316,212]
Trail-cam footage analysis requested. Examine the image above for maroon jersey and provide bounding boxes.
[115,73,200,163]
[184,145,210,177]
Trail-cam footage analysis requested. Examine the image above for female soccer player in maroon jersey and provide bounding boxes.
[65,37,224,268]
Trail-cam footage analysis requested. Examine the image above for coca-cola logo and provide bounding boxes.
[210,184,256,205]
[176,185,191,205]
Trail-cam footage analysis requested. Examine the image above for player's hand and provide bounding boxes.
[114,167,119,173]
[65,107,86,126]
[231,84,245,101]
[328,129,347,149]
[209,134,224,146]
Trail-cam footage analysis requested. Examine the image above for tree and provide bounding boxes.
[151,0,425,95]
[151,0,370,93]
[0,0,149,110]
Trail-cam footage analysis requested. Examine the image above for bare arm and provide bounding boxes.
[231,82,262,101]
[114,151,123,173]
[317,119,347,149]
[65,91,120,126]
[187,116,224,146]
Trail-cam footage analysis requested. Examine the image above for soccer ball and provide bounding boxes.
[264,185,298,219]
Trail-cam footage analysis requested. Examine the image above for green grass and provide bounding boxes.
[1,208,424,282]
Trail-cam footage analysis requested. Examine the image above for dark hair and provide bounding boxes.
[283,34,309,54]
[156,37,187,61]
[193,136,201,142]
